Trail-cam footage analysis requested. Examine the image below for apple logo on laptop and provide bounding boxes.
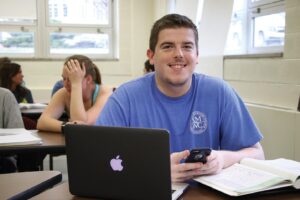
[110,155,123,171]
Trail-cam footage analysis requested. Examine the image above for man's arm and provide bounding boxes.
[170,142,264,183]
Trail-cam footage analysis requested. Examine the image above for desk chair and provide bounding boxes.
[22,116,37,130]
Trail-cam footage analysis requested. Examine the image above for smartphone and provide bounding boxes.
[185,148,211,164]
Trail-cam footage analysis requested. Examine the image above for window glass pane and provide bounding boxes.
[48,0,109,25]
[253,12,285,47]
[50,33,109,54]
[225,0,247,52]
[0,32,34,53]
[225,11,244,51]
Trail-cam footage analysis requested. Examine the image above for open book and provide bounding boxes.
[19,103,47,110]
[0,128,42,146]
[194,158,300,196]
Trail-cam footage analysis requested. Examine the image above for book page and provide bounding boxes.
[172,182,189,200]
[194,163,287,196]
[0,128,42,146]
[241,158,300,187]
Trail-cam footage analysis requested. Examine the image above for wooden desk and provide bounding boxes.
[0,170,62,200]
[31,182,300,200]
[0,131,65,170]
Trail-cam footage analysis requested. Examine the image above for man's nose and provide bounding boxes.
[174,47,183,58]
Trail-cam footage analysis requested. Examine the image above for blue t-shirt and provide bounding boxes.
[51,80,64,96]
[96,73,262,153]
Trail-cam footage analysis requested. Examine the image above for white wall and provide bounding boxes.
[196,0,233,77]
[224,0,300,161]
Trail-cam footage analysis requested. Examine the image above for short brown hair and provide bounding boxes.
[149,14,198,52]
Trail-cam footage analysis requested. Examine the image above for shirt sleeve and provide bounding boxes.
[95,89,129,127]
[4,91,24,128]
[219,82,263,150]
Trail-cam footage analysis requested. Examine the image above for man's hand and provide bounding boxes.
[170,150,225,183]
[200,150,224,175]
[170,150,202,182]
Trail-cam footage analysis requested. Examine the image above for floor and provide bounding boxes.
[43,155,68,181]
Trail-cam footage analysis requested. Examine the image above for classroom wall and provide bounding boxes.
[224,0,300,161]
[17,0,154,103]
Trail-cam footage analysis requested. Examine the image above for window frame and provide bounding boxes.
[0,0,118,60]
[224,0,285,56]
[248,0,285,54]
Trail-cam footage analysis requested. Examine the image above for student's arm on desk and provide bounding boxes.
[170,143,264,183]
[37,90,67,133]
[70,84,112,125]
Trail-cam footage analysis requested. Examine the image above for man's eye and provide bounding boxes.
[183,45,193,49]
[162,45,172,49]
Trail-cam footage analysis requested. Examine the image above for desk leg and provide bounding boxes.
[50,155,53,170]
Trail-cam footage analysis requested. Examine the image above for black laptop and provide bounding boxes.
[64,124,172,200]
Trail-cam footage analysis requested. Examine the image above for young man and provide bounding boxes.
[96,14,264,183]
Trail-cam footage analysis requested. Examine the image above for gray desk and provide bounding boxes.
[0,171,62,200]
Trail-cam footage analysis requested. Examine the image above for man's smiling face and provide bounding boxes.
[148,28,198,95]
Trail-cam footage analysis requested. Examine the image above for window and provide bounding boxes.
[0,0,117,59]
[225,0,285,55]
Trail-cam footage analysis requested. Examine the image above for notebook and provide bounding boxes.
[64,124,173,200]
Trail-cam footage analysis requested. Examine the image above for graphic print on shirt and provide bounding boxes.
[190,111,208,134]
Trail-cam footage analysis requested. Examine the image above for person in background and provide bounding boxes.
[0,62,34,103]
[0,57,11,67]
[143,59,155,74]
[51,79,64,97]
[0,87,43,172]
[0,60,36,129]
[96,14,264,183]
[0,87,24,129]
[0,63,42,172]
[37,55,113,132]
[0,87,24,173]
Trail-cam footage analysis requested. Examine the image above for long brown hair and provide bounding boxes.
[64,55,102,84]
[0,62,28,102]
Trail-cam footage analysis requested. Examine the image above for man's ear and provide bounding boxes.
[146,49,155,65]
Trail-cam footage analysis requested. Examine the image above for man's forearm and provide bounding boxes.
[220,143,265,169]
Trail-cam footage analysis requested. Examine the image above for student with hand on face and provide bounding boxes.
[37,55,113,132]
[96,14,264,183]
